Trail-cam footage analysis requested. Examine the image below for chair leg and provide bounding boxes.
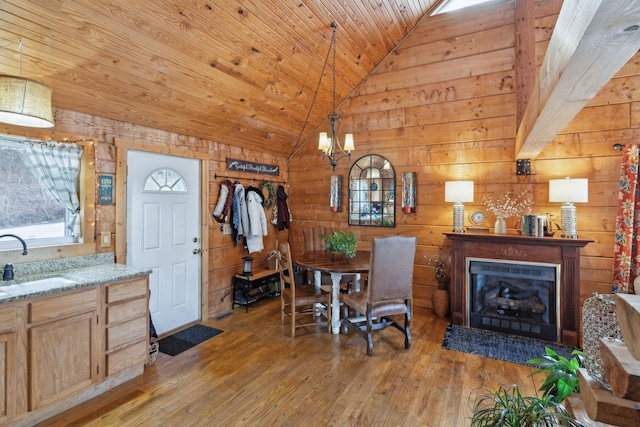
[291,303,296,338]
[366,307,374,356]
[404,312,412,349]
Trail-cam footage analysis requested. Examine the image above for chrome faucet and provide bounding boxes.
[0,234,28,281]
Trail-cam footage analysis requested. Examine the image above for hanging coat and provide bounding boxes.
[212,179,234,223]
[245,186,268,253]
[274,185,292,231]
[232,182,249,246]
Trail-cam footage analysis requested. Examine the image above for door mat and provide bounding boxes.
[441,324,581,366]
[158,324,223,356]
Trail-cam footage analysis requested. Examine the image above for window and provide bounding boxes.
[143,169,187,193]
[433,0,492,14]
[0,136,84,250]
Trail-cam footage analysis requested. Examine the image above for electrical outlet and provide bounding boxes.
[101,232,111,247]
[222,224,232,235]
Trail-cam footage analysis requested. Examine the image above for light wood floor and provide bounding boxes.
[38,300,539,426]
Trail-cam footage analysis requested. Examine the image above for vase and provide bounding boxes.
[432,288,450,318]
[494,216,507,234]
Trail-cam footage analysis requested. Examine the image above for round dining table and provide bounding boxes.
[294,250,370,334]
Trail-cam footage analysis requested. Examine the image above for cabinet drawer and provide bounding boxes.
[106,340,147,377]
[106,316,147,351]
[0,307,16,334]
[106,278,147,304]
[29,288,98,324]
[106,298,147,325]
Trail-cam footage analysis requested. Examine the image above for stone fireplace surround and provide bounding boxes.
[445,232,592,346]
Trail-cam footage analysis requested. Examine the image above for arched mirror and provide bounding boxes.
[348,154,395,227]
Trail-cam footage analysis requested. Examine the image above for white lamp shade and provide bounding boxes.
[445,181,474,203]
[318,132,329,151]
[549,178,588,203]
[343,133,354,152]
[0,75,54,128]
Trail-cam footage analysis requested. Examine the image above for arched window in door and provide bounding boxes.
[348,155,395,227]
[143,169,187,193]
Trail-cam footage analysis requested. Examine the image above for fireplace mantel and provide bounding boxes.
[444,232,593,346]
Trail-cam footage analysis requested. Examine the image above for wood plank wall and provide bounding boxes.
[288,0,627,316]
[1,110,289,318]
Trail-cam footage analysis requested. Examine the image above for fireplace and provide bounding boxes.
[445,232,592,346]
[468,258,560,341]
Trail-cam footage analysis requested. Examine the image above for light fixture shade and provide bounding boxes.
[0,75,54,128]
[343,133,354,152]
[444,181,474,203]
[549,178,588,203]
[318,132,329,151]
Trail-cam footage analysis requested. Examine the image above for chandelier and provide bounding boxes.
[317,22,354,170]
[0,40,54,128]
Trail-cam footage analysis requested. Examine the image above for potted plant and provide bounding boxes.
[429,249,451,318]
[470,384,584,426]
[321,231,358,259]
[469,347,585,426]
[527,347,584,404]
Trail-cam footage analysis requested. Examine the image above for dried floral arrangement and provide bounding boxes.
[429,249,451,287]
[481,192,533,219]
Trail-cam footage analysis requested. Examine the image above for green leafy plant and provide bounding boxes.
[470,384,584,426]
[527,347,584,403]
[321,231,357,259]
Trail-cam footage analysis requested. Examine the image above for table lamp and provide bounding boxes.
[445,181,474,233]
[549,177,588,238]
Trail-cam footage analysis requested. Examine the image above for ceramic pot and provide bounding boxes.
[432,288,450,318]
[494,216,507,234]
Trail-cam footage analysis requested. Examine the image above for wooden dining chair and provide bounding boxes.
[302,225,354,294]
[341,235,417,355]
[279,242,331,337]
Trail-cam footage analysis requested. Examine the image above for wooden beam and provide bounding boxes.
[516,0,640,159]
[514,0,535,130]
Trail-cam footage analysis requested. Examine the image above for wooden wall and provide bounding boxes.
[288,0,626,314]
[1,110,289,318]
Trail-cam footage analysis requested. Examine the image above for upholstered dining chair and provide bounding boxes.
[279,242,331,337]
[341,235,417,355]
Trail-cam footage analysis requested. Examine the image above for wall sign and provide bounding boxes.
[227,158,279,176]
[99,175,113,204]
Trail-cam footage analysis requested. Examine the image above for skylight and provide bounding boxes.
[434,0,493,14]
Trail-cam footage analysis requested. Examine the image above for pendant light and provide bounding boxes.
[317,22,354,171]
[0,40,54,128]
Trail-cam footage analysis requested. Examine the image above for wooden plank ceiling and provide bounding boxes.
[0,0,443,156]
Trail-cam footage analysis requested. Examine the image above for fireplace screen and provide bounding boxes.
[467,259,560,342]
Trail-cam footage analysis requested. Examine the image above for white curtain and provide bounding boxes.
[25,141,83,238]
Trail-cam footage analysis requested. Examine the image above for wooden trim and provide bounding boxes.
[113,138,209,322]
[114,137,209,160]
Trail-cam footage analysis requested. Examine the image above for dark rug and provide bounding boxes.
[158,324,223,356]
[441,324,581,366]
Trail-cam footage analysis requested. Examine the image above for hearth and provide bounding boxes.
[468,259,559,342]
[445,232,592,346]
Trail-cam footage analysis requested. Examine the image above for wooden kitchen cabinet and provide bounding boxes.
[2,273,149,426]
[28,287,98,410]
[103,277,149,376]
[0,306,16,424]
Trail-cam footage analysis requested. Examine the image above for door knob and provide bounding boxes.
[192,248,201,254]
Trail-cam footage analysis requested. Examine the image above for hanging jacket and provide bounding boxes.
[245,186,268,253]
[212,179,234,223]
[232,182,249,247]
[275,185,292,231]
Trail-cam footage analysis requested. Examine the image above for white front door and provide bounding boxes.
[126,150,201,335]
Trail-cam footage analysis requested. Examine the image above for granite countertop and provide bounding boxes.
[0,252,151,303]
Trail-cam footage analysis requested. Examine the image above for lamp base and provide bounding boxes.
[452,203,465,233]
[560,203,578,239]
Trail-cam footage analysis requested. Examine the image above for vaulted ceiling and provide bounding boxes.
[0,0,445,157]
